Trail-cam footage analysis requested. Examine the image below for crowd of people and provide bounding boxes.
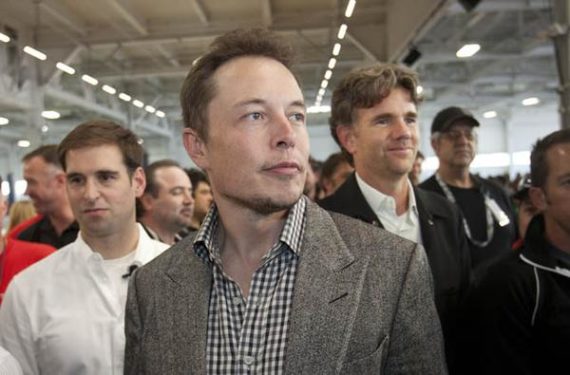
[0,27,568,375]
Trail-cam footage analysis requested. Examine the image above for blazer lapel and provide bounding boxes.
[331,173,380,226]
[285,202,370,374]
[164,243,211,374]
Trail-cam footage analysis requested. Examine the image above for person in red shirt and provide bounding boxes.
[0,177,55,302]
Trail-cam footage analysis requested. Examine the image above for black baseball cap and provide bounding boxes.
[431,106,480,134]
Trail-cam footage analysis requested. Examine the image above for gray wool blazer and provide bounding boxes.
[124,200,448,375]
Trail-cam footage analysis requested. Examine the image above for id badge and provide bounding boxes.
[486,198,510,227]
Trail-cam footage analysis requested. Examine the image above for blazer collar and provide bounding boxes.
[330,173,380,225]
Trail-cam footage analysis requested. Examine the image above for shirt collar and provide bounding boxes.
[74,223,160,266]
[355,172,419,217]
[193,197,308,264]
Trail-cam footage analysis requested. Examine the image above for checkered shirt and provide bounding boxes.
[193,197,307,375]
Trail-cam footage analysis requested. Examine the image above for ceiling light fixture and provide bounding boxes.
[483,110,497,118]
[345,0,356,18]
[156,110,165,118]
[416,85,424,95]
[102,85,117,95]
[324,70,333,80]
[41,110,61,120]
[0,117,9,126]
[320,80,329,89]
[328,58,337,69]
[0,32,10,43]
[145,105,156,113]
[338,24,348,40]
[17,140,31,148]
[456,43,481,58]
[81,74,98,86]
[133,99,144,108]
[118,93,132,102]
[332,43,341,56]
[23,46,47,61]
[56,62,75,75]
[522,97,540,106]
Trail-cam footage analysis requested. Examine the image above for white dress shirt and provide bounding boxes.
[0,224,168,375]
[0,346,22,375]
[356,173,422,244]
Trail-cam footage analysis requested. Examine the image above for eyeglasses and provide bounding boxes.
[439,129,477,141]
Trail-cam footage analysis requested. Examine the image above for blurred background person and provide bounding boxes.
[7,201,36,234]
[185,168,213,231]
[409,150,425,186]
[511,175,541,250]
[318,152,353,198]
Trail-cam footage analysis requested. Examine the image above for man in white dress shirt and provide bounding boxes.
[0,120,168,375]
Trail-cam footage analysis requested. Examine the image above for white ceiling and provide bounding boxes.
[0,0,562,168]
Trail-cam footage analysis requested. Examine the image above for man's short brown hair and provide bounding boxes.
[329,63,421,164]
[57,119,144,175]
[180,28,296,141]
[530,128,570,189]
[22,144,62,168]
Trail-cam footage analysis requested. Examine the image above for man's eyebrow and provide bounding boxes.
[233,98,266,108]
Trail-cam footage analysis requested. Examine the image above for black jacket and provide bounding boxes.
[420,174,516,276]
[319,173,471,372]
[461,215,570,375]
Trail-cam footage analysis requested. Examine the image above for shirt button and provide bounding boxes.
[243,356,254,365]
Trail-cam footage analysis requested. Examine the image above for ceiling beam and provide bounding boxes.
[104,0,148,36]
[190,0,210,26]
[40,0,86,36]
[261,0,273,27]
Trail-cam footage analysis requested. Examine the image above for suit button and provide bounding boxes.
[372,220,380,227]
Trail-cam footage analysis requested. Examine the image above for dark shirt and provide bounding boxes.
[17,216,79,249]
[420,174,516,278]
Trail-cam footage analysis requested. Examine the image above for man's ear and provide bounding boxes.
[431,136,440,155]
[529,186,547,211]
[139,193,154,211]
[336,124,357,156]
[183,128,209,170]
[132,167,146,198]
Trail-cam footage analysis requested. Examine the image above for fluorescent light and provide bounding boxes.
[41,110,60,120]
[0,117,8,126]
[332,43,341,56]
[345,0,356,17]
[456,43,481,58]
[145,105,156,113]
[337,24,348,40]
[0,32,10,43]
[137,138,144,145]
[318,88,326,96]
[156,110,165,118]
[81,74,98,86]
[56,62,75,75]
[307,105,331,114]
[118,93,132,102]
[17,140,31,148]
[324,70,333,80]
[23,46,47,61]
[41,125,49,133]
[320,80,329,89]
[133,99,144,108]
[102,85,117,95]
[483,110,497,119]
[328,58,337,69]
[416,85,424,95]
[522,97,540,106]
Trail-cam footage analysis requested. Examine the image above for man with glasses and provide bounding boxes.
[421,107,515,279]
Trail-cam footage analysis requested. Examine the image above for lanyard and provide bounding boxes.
[435,173,495,248]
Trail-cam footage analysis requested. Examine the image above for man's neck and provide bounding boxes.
[189,216,201,230]
[82,222,140,260]
[545,217,570,254]
[437,164,473,188]
[140,217,176,245]
[48,205,75,236]
[358,171,410,216]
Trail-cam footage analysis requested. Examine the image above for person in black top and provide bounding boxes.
[18,145,78,248]
[420,107,516,279]
[460,128,570,375]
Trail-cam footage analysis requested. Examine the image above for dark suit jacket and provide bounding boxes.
[124,200,447,374]
[320,173,471,372]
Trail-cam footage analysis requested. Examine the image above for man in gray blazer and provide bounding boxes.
[124,28,447,375]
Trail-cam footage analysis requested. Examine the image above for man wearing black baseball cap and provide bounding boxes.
[420,106,516,279]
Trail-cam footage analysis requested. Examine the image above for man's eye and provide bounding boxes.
[289,113,305,123]
[246,112,264,121]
